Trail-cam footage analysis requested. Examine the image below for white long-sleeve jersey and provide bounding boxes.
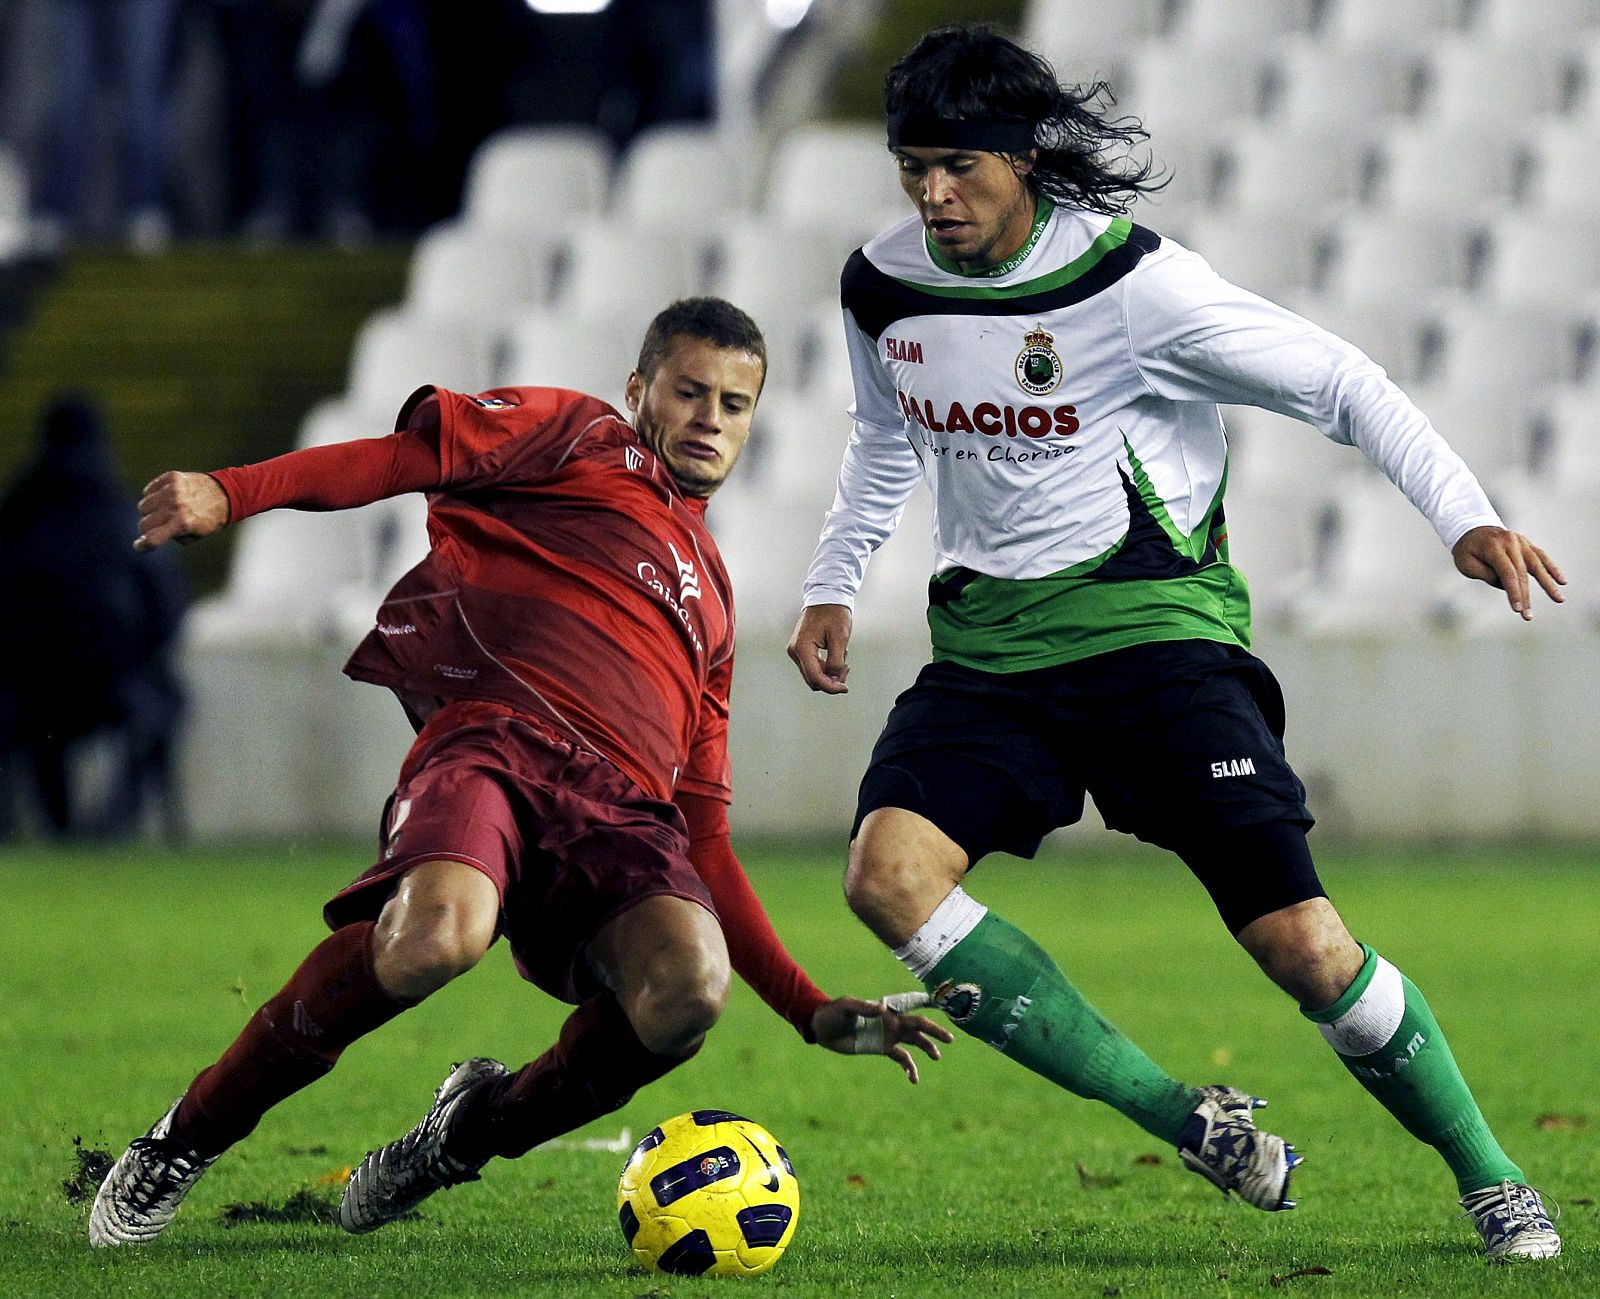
[802,201,1501,671]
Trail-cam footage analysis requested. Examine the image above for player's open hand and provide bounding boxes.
[1450,525,1566,621]
[787,604,853,694]
[810,992,954,1084]
[135,471,231,552]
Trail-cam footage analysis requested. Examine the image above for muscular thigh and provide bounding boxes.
[325,704,716,1004]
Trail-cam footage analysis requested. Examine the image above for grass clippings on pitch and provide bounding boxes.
[2,840,1596,1298]
[59,1138,112,1205]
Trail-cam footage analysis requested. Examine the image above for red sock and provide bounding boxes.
[174,921,408,1158]
[454,995,693,1164]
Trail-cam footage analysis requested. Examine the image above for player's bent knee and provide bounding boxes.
[630,946,730,1057]
[1238,897,1362,1006]
[845,810,965,943]
[373,859,499,1001]
[386,922,491,991]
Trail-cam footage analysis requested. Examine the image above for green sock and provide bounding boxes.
[1304,945,1523,1194]
[915,908,1200,1143]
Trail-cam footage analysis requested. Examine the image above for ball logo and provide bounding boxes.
[699,1154,733,1177]
[1015,323,1063,396]
[932,979,983,1025]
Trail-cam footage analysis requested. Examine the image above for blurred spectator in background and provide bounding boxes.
[596,0,715,146]
[0,396,187,841]
[34,0,181,250]
[212,0,436,244]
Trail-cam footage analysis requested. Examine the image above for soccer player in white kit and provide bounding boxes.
[787,25,1566,1261]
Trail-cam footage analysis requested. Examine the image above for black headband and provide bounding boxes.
[887,112,1037,152]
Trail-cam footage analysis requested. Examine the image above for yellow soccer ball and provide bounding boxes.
[617,1110,800,1277]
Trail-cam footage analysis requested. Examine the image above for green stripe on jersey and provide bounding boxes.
[927,563,1254,673]
[904,217,1134,301]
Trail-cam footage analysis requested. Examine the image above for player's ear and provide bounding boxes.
[624,369,644,416]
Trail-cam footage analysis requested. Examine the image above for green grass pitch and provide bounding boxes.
[2,840,1595,1297]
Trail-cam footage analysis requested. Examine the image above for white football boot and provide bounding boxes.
[340,1057,509,1233]
[1460,1180,1562,1260]
[1177,1085,1301,1211]
[89,1101,218,1247]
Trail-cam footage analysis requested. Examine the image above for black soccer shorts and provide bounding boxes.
[853,638,1324,933]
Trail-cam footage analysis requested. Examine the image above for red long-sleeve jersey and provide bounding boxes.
[211,384,828,1036]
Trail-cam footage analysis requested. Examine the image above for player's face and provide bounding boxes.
[894,146,1037,271]
[626,337,763,499]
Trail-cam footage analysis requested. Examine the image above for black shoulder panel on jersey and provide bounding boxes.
[841,224,1162,343]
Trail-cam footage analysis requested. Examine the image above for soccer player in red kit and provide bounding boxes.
[90,298,951,1248]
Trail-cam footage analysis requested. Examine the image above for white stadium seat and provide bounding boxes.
[1169,0,1317,47]
[1421,39,1577,123]
[1294,477,1466,633]
[1537,386,1600,486]
[1399,381,1542,481]
[1020,0,1165,82]
[853,488,938,642]
[612,125,753,227]
[1266,40,1421,129]
[747,389,853,506]
[704,494,830,637]
[1480,212,1600,307]
[1321,213,1476,306]
[763,125,905,242]
[1474,0,1600,42]
[1222,404,1367,494]
[1220,480,1333,624]
[496,309,640,411]
[1177,213,1323,299]
[405,223,548,330]
[347,309,495,413]
[1374,123,1526,218]
[1123,46,1269,137]
[296,395,368,449]
[1430,304,1586,395]
[461,127,611,237]
[1325,0,1463,48]
[1216,126,1373,218]
[552,219,705,320]
[1278,294,1432,384]
[187,508,374,648]
[711,218,863,390]
[1525,125,1600,215]
[1131,124,1230,216]
[0,143,28,260]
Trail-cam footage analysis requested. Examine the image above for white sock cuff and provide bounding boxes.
[892,886,989,982]
[1317,955,1406,1056]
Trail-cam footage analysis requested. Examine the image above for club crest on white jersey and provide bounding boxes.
[1015,323,1063,396]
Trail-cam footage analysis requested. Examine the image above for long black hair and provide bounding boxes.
[883,25,1164,216]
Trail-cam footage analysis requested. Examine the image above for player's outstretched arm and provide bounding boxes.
[787,603,853,694]
[809,992,952,1085]
[134,471,230,551]
[1450,525,1566,622]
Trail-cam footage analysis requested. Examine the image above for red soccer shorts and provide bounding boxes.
[323,701,715,1003]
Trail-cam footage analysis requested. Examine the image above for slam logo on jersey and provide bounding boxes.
[1015,324,1063,397]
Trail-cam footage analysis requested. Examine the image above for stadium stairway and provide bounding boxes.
[0,245,409,594]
